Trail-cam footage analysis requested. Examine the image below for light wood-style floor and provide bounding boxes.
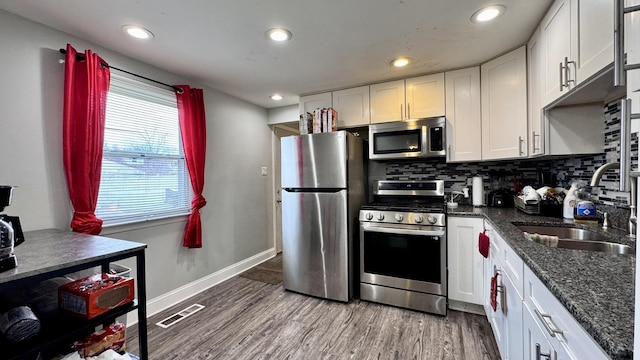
[127,276,500,360]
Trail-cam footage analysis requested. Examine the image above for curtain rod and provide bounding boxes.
[59,48,184,94]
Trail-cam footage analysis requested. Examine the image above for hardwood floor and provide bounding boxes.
[126,277,500,360]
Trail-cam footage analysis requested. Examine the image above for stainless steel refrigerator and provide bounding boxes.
[281,131,364,302]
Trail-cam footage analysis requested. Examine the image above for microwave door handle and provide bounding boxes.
[422,125,428,155]
[362,223,446,237]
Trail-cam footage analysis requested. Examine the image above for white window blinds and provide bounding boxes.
[96,74,192,225]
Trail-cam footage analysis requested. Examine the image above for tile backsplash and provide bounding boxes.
[373,101,637,210]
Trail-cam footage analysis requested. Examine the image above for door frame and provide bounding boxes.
[270,123,299,254]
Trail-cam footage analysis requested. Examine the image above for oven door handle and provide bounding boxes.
[361,223,446,237]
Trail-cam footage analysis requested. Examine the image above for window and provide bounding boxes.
[96,74,192,225]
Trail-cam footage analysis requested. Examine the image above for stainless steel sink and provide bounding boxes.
[516,225,605,241]
[554,239,634,255]
[515,224,634,255]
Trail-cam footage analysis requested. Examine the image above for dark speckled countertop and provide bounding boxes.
[448,206,634,360]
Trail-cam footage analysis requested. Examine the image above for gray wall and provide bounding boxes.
[0,10,274,299]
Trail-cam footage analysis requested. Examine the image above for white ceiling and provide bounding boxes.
[0,0,552,109]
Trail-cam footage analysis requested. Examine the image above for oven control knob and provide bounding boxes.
[414,215,423,224]
[427,215,437,224]
[394,214,404,222]
[365,212,373,221]
[377,213,385,221]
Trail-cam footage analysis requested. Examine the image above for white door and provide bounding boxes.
[503,272,524,360]
[523,305,556,360]
[299,92,332,116]
[272,125,298,253]
[481,46,528,160]
[405,73,445,119]
[445,67,482,162]
[528,26,545,157]
[570,0,614,84]
[541,0,572,106]
[447,216,484,304]
[332,86,370,128]
[370,79,405,123]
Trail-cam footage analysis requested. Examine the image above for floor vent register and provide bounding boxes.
[155,303,205,329]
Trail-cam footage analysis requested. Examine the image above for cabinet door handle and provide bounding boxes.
[535,343,552,360]
[559,61,565,91]
[614,0,625,86]
[565,57,575,86]
[518,136,525,156]
[400,104,403,120]
[407,103,411,120]
[532,132,540,152]
[620,98,631,192]
[534,308,564,337]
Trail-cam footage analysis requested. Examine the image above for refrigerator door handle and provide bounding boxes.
[283,188,345,193]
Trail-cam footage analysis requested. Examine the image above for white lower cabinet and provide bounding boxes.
[523,303,565,360]
[480,222,611,359]
[524,266,609,360]
[502,270,523,360]
[482,222,523,360]
[447,216,485,305]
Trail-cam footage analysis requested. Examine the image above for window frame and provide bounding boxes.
[97,73,193,227]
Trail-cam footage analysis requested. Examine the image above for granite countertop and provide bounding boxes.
[448,206,635,360]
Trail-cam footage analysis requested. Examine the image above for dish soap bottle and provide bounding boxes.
[563,183,578,219]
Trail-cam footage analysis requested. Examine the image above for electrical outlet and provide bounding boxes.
[261,167,268,176]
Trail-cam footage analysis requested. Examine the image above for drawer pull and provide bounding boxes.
[534,308,564,337]
[535,343,553,360]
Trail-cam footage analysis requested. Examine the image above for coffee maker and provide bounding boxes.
[0,186,24,272]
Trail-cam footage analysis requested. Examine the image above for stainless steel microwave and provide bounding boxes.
[369,117,446,160]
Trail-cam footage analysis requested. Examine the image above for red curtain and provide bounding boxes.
[62,44,110,234]
[175,85,207,248]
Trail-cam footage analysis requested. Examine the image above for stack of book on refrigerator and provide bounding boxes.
[299,108,337,134]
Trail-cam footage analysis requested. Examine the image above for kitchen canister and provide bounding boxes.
[576,200,596,216]
[472,176,484,207]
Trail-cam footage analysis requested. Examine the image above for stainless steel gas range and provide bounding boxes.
[359,180,447,315]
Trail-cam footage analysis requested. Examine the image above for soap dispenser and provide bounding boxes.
[563,183,579,219]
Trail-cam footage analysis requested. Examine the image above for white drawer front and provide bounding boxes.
[524,266,609,360]
[500,238,524,298]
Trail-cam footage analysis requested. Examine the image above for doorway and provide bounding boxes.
[271,124,299,253]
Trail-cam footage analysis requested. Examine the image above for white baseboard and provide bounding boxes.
[126,247,277,326]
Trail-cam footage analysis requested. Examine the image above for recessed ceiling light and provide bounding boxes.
[266,28,292,42]
[391,57,412,67]
[471,5,506,23]
[122,25,154,40]
[270,94,284,101]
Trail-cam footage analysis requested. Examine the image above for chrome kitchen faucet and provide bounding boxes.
[590,162,637,237]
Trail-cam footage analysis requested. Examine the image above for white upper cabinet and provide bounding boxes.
[299,92,332,115]
[370,80,405,123]
[445,67,482,162]
[541,0,614,107]
[481,46,528,160]
[331,86,370,128]
[405,73,445,119]
[570,0,614,84]
[370,74,445,124]
[541,0,572,106]
[528,26,545,157]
